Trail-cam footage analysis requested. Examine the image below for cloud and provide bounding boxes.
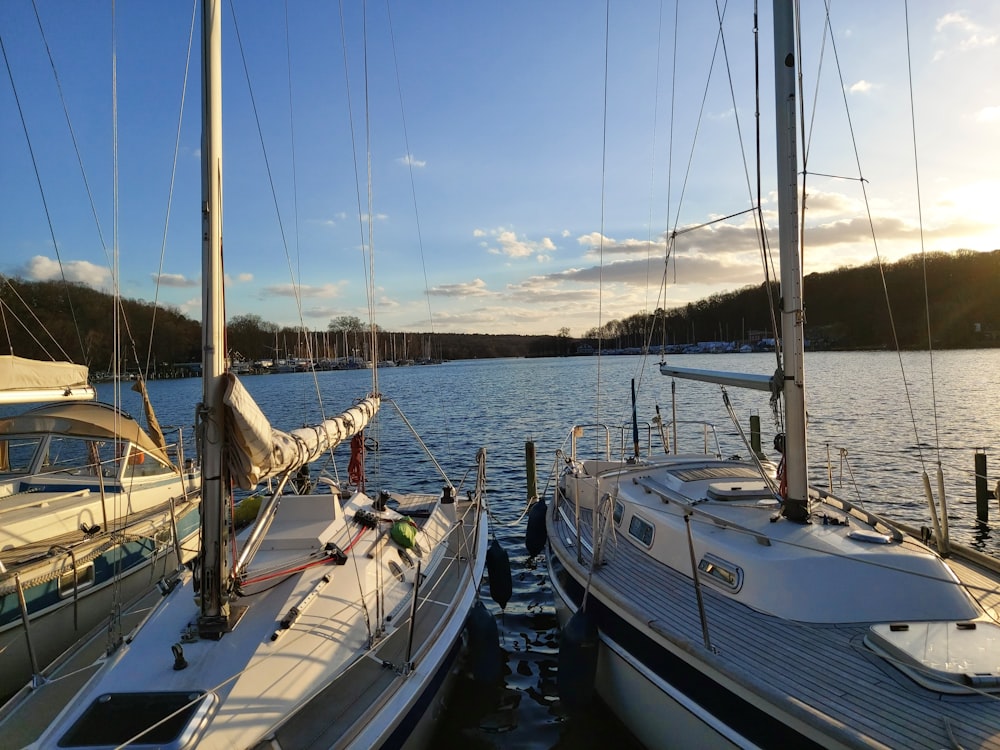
[933,12,998,59]
[154,272,197,287]
[428,278,493,298]
[802,189,859,217]
[976,106,1000,123]
[261,282,344,299]
[576,232,666,258]
[22,255,110,288]
[475,228,556,259]
[847,80,875,95]
[397,154,426,168]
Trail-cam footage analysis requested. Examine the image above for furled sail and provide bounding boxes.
[222,373,380,489]
[0,354,95,404]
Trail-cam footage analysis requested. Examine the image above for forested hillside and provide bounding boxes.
[587,249,1000,351]
[2,249,997,372]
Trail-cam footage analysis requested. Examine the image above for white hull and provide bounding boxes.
[0,514,198,701]
[548,561,743,750]
[1,488,488,749]
[546,444,1000,749]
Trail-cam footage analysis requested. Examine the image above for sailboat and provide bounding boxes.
[0,356,201,700]
[0,2,489,747]
[545,2,1000,748]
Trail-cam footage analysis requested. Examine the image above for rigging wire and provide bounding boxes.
[383,0,437,345]
[813,0,929,477]
[595,0,610,441]
[145,1,198,377]
[1,13,85,363]
[902,1,942,470]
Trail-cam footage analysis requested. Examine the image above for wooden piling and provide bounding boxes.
[975,449,989,526]
[526,440,537,501]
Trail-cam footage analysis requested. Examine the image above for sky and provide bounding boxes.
[2,1,998,339]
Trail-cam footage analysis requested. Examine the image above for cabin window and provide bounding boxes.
[613,501,624,526]
[0,436,42,474]
[42,437,119,477]
[124,449,175,478]
[58,563,96,597]
[628,515,654,547]
[698,553,743,593]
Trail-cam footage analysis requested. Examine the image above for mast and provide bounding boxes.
[198,0,233,634]
[772,0,809,522]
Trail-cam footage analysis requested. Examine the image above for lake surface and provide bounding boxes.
[17,350,1000,747]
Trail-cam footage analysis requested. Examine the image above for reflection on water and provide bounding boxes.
[7,350,995,748]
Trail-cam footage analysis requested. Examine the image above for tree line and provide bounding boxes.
[584,249,1000,351]
[1,249,997,374]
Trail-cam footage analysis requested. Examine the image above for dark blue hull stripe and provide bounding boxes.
[380,633,464,749]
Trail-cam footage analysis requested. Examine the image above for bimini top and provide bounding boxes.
[0,401,174,468]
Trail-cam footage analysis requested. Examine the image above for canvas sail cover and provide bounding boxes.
[222,373,380,489]
[0,355,95,404]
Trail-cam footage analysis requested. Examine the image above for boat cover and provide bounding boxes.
[0,355,94,404]
[222,373,379,489]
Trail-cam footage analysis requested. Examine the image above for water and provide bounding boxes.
[17,350,1000,748]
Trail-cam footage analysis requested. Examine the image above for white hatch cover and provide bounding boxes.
[866,620,1000,693]
[706,480,773,502]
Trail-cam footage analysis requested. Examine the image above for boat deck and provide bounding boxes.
[552,504,1000,749]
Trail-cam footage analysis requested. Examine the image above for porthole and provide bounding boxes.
[697,553,743,593]
[628,515,654,547]
[58,563,96,597]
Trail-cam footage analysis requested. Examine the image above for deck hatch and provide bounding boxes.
[866,621,1000,694]
[58,691,214,748]
[671,466,762,483]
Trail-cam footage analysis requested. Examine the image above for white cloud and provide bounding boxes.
[154,272,197,287]
[429,278,493,297]
[397,154,426,168]
[262,282,344,299]
[976,106,1000,123]
[934,12,998,58]
[478,228,556,259]
[23,255,110,288]
[847,80,874,95]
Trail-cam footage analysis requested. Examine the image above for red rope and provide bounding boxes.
[240,525,369,586]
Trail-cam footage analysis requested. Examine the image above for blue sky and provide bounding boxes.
[2,1,998,338]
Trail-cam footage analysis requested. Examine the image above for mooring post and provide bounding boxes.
[975,449,989,526]
[526,440,538,501]
[749,414,762,458]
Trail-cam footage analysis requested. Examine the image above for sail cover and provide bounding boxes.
[0,355,95,404]
[222,373,380,489]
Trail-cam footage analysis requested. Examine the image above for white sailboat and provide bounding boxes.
[545,2,1000,748]
[0,2,489,747]
[0,357,201,700]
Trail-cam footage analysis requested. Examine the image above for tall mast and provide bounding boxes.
[198,0,232,633]
[772,0,809,522]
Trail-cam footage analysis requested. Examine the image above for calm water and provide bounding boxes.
[21,350,1000,748]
